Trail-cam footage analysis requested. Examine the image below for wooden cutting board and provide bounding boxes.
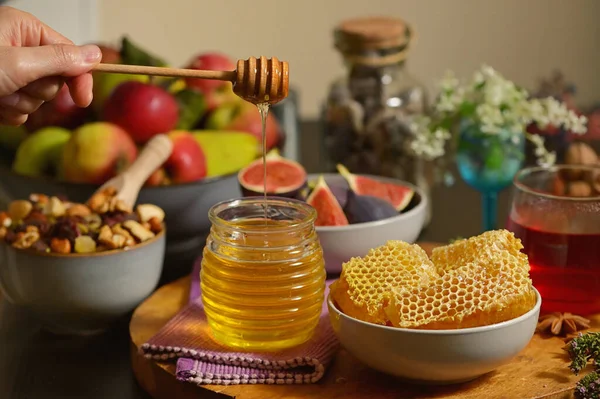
[129,242,599,399]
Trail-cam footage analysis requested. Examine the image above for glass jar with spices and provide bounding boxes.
[321,16,437,223]
[201,197,326,351]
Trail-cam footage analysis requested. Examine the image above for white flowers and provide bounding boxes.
[411,64,589,164]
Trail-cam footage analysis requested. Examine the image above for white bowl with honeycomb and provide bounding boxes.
[328,230,542,384]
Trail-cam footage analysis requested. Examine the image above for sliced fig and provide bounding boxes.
[238,149,307,197]
[305,176,349,208]
[306,175,349,227]
[343,190,398,224]
[337,164,415,211]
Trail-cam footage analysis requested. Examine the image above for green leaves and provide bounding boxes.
[565,332,600,399]
[120,36,168,67]
[174,89,207,130]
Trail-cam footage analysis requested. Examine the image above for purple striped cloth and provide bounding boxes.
[141,258,339,386]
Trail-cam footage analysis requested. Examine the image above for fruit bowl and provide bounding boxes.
[0,229,166,336]
[327,288,541,384]
[310,173,427,274]
[0,166,240,267]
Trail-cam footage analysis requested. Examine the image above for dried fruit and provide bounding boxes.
[8,200,33,221]
[123,220,155,242]
[50,238,72,254]
[43,196,66,218]
[0,227,6,240]
[137,204,166,223]
[66,204,91,217]
[31,240,49,253]
[74,236,97,253]
[29,193,49,205]
[0,212,11,228]
[552,175,567,196]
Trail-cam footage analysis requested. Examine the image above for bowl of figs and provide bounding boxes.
[238,153,428,274]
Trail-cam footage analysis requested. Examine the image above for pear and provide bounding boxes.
[192,130,259,177]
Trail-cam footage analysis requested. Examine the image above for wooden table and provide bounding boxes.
[130,272,600,399]
[0,121,542,399]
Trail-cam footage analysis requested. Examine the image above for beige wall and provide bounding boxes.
[99,0,600,119]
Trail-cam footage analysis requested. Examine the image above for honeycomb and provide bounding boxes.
[330,230,537,330]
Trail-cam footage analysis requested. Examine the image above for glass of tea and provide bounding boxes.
[507,164,600,315]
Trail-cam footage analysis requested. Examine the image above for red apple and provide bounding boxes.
[165,131,207,183]
[184,52,236,94]
[62,122,138,184]
[204,83,239,112]
[97,44,121,64]
[25,84,89,132]
[103,81,179,144]
[205,100,283,151]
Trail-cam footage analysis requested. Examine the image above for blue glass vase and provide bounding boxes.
[456,121,525,232]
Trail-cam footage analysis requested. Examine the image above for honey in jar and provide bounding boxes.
[201,197,326,351]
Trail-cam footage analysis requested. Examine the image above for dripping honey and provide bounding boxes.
[201,202,326,351]
[257,102,270,220]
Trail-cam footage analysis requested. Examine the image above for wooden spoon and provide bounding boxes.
[89,134,173,210]
[93,56,289,105]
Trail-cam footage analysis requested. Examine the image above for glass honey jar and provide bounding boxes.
[201,197,326,351]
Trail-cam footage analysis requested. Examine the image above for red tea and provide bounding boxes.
[506,217,600,315]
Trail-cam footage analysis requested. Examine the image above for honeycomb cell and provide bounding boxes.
[329,230,538,329]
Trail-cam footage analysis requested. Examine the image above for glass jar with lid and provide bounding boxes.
[201,197,326,351]
[321,16,436,223]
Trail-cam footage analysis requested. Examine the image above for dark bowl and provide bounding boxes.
[0,167,241,280]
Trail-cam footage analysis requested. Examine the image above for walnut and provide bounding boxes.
[98,225,113,246]
[12,231,40,249]
[564,142,598,180]
[50,238,72,254]
[8,200,32,221]
[87,193,110,214]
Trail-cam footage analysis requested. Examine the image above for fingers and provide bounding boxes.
[66,73,94,107]
[0,106,27,126]
[0,6,73,47]
[6,44,101,87]
[20,77,64,101]
[0,91,43,114]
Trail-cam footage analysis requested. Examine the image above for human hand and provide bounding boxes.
[0,6,102,125]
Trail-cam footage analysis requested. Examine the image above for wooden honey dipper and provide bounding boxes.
[93,56,289,105]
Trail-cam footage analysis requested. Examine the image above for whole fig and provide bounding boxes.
[343,190,398,224]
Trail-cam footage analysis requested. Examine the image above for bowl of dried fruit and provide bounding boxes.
[327,230,542,384]
[0,191,166,335]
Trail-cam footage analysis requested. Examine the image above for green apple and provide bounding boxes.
[12,127,71,178]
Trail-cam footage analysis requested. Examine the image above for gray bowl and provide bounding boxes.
[312,174,427,274]
[0,230,166,335]
[0,167,240,276]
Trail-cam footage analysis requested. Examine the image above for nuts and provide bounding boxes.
[44,196,66,218]
[74,236,97,254]
[66,204,92,217]
[2,192,164,254]
[12,231,40,249]
[123,220,155,242]
[148,217,163,234]
[50,238,71,254]
[567,181,592,197]
[137,204,165,223]
[8,200,32,221]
